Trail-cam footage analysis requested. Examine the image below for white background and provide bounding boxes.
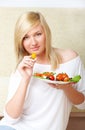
[0,0,85,8]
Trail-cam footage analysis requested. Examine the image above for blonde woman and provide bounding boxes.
[0,11,85,130]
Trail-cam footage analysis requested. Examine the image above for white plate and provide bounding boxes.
[33,76,70,84]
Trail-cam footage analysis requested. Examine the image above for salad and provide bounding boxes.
[33,72,81,83]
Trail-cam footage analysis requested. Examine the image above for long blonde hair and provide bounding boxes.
[14,11,61,69]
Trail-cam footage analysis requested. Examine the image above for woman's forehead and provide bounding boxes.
[27,24,44,35]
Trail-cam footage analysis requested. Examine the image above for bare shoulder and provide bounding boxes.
[56,48,78,63]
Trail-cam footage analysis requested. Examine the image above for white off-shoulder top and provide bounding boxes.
[0,56,85,130]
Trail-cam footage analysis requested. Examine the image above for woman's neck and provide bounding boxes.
[36,53,50,64]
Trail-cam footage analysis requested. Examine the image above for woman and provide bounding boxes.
[0,11,85,130]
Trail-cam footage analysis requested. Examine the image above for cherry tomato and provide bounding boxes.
[48,75,55,80]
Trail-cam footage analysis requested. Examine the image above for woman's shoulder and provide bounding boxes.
[55,48,78,63]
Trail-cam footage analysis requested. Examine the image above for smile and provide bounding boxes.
[31,46,40,51]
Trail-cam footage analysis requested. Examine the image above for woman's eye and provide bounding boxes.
[36,33,42,36]
[23,36,29,40]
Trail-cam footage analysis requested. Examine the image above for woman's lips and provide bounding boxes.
[31,47,39,51]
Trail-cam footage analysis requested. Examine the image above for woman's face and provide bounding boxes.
[22,24,46,56]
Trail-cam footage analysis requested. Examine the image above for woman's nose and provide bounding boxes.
[31,37,37,45]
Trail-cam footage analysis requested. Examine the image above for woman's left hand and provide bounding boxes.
[49,82,84,105]
[48,82,75,90]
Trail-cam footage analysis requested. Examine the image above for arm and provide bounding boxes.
[5,56,36,119]
[5,78,30,118]
[62,83,84,105]
[56,49,85,105]
[51,83,84,105]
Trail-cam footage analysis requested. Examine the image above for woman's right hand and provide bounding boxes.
[17,56,36,79]
[5,56,36,119]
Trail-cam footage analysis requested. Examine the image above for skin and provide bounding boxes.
[5,24,84,118]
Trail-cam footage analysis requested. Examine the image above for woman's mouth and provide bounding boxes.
[31,46,39,51]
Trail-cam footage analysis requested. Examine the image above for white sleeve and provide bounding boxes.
[74,57,85,109]
[3,70,22,124]
[3,109,20,125]
[6,70,22,102]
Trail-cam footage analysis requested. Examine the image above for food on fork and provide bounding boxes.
[31,53,36,59]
